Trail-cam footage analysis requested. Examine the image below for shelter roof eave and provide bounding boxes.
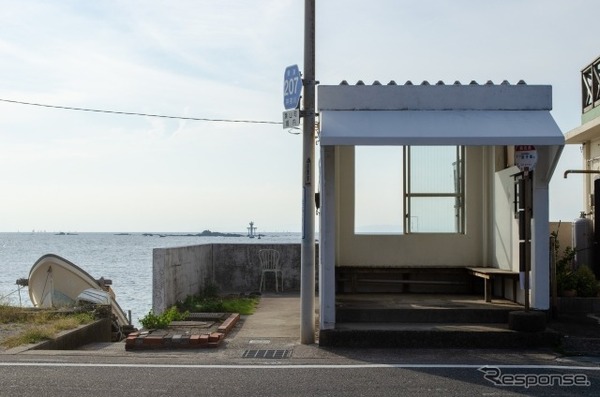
[319,110,565,147]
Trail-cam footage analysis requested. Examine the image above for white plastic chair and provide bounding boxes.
[259,249,283,292]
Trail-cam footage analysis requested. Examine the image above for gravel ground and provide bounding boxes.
[0,323,31,350]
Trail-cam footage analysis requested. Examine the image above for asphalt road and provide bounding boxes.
[1,352,599,397]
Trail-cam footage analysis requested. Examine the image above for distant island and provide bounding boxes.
[195,230,243,237]
[142,230,243,238]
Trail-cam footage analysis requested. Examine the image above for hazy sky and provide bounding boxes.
[0,0,595,232]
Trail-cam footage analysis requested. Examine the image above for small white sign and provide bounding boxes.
[283,109,300,128]
[514,145,537,171]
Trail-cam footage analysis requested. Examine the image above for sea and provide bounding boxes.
[0,232,301,327]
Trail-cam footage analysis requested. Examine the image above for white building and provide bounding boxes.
[565,55,600,273]
[317,80,564,335]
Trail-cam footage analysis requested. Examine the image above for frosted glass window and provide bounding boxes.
[408,197,459,233]
[409,146,457,193]
[406,146,464,233]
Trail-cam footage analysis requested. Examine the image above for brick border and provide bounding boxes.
[217,313,240,334]
[125,313,240,351]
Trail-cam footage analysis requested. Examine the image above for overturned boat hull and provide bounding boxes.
[28,254,129,328]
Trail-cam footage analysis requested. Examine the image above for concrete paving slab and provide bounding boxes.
[232,292,302,339]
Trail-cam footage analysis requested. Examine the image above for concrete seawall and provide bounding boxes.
[153,243,318,314]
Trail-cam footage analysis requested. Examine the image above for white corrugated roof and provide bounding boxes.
[317,82,564,147]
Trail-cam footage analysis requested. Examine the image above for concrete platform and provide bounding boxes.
[321,293,561,348]
[226,292,563,350]
[336,293,520,323]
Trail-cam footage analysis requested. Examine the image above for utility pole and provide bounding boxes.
[300,0,316,344]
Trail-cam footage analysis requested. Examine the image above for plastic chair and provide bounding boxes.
[259,249,283,292]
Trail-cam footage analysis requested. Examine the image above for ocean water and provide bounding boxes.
[0,232,300,327]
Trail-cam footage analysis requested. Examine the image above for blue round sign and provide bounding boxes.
[283,64,302,110]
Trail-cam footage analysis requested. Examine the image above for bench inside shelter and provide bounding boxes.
[336,267,470,295]
[336,266,520,302]
[466,267,520,303]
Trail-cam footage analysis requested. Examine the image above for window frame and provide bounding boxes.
[353,145,465,235]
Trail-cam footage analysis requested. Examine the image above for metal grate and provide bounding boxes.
[242,349,292,359]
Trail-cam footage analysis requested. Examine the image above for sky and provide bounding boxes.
[0,0,596,233]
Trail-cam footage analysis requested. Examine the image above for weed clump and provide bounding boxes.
[139,306,188,330]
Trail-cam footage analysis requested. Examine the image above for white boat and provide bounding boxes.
[28,254,129,328]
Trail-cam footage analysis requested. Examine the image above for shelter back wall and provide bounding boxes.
[336,146,486,267]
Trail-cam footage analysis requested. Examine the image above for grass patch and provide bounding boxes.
[176,284,259,315]
[53,312,95,330]
[177,295,259,315]
[9,326,55,346]
[222,298,259,315]
[0,305,96,349]
[0,304,33,323]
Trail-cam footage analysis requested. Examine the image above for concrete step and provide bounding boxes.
[319,323,561,349]
[336,308,513,323]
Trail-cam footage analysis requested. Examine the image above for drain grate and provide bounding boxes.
[242,349,292,359]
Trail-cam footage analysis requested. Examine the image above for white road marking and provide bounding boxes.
[0,362,599,370]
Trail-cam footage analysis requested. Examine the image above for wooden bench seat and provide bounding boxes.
[336,266,520,299]
[466,267,519,302]
[355,279,463,285]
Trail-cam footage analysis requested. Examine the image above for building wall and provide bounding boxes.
[335,146,486,267]
[582,106,600,125]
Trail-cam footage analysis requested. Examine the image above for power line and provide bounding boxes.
[0,98,282,125]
